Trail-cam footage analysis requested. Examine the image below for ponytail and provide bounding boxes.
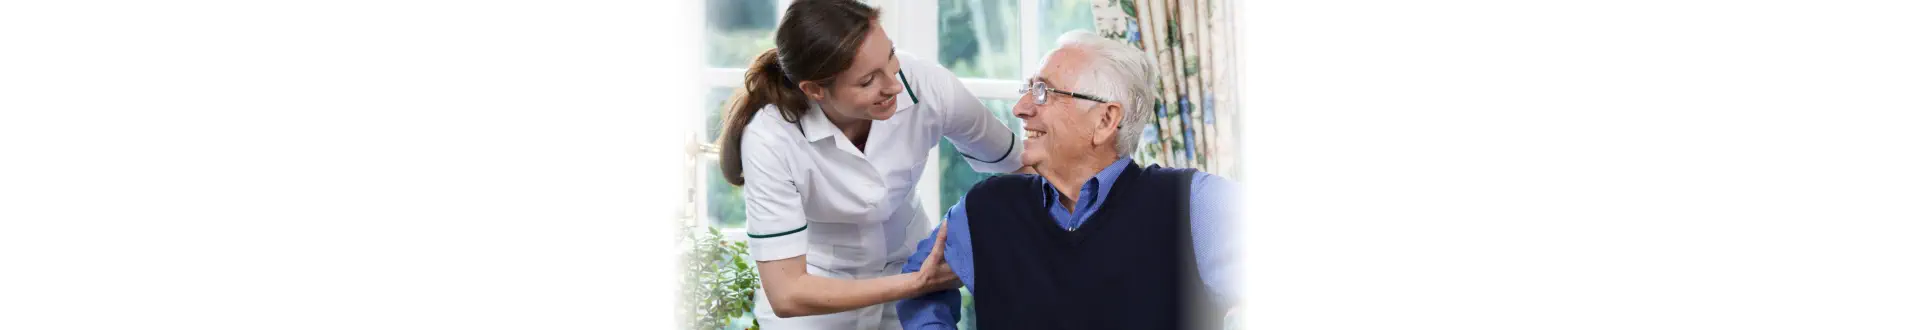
[718,49,812,186]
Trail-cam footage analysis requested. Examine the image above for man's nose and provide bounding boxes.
[1013,95,1036,119]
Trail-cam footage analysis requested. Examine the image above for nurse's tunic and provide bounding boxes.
[737,53,1022,330]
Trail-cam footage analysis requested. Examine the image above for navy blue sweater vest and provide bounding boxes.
[963,163,1222,330]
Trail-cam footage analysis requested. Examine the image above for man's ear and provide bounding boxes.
[798,80,828,102]
[1092,102,1124,147]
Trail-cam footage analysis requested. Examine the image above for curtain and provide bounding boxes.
[1092,0,1239,178]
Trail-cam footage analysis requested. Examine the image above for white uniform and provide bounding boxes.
[739,53,1023,330]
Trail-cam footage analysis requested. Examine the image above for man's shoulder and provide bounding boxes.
[1136,164,1202,185]
[967,173,1042,195]
[958,174,1045,213]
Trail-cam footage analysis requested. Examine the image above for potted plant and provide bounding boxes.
[677,225,760,330]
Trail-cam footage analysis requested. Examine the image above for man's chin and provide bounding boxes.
[1019,153,1044,169]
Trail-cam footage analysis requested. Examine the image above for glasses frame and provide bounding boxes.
[1018,80,1111,106]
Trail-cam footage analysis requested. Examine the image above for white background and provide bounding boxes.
[4,0,1918,329]
[1251,0,1920,328]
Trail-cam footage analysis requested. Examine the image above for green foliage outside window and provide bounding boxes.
[707,0,777,68]
[939,0,1021,79]
[1040,0,1097,50]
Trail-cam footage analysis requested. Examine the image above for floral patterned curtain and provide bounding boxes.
[1092,0,1239,178]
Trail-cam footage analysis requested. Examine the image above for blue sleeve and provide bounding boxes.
[1191,172,1240,306]
[899,198,975,330]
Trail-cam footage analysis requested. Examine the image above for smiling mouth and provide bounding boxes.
[874,95,895,106]
[1025,130,1046,139]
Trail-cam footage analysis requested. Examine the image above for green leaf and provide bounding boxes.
[1120,0,1138,18]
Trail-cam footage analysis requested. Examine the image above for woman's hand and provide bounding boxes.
[914,222,962,293]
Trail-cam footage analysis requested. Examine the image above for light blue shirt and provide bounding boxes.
[897,157,1239,329]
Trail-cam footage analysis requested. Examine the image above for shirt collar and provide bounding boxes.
[797,103,834,142]
[1087,156,1133,205]
[1041,157,1134,209]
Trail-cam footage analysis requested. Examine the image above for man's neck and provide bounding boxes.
[1038,154,1120,213]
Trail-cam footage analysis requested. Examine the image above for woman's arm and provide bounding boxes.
[915,55,1023,174]
[757,224,960,318]
[735,107,960,318]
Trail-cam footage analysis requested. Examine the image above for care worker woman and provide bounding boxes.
[716,0,1024,329]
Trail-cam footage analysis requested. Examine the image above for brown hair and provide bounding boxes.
[718,0,880,186]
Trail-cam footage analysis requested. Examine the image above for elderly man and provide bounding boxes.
[897,30,1238,330]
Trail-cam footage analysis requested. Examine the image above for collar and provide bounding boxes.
[1042,157,1134,210]
[1086,156,1134,207]
[797,103,835,142]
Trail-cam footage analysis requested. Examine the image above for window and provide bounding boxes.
[698,0,775,237]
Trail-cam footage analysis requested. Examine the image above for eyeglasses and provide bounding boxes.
[1017,80,1110,106]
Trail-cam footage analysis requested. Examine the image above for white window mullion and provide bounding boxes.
[698,138,714,231]
[692,0,714,234]
[707,67,747,89]
[776,0,795,21]
[874,0,900,38]
[888,0,939,60]
[960,78,1025,100]
[1019,0,1041,76]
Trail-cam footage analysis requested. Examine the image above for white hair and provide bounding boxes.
[1050,30,1158,156]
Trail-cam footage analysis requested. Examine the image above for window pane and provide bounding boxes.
[1039,0,1096,50]
[936,99,1021,213]
[707,0,778,68]
[938,0,1021,79]
[706,160,747,228]
[706,87,738,140]
[705,87,747,229]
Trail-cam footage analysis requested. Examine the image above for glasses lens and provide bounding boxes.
[1033,82,1048,105]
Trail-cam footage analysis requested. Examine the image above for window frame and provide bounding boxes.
[695,0,1057,242]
